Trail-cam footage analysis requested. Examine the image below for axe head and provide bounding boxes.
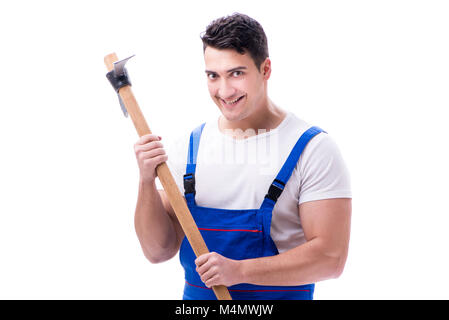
[106,54,136,118]
[113,55,135,77]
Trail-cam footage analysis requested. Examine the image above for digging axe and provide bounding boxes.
[104,53,232,300]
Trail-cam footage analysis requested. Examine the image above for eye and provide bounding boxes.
[232,71,243,77]
[207,73,217,80]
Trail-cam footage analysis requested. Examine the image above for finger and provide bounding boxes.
[199,266,218,284]
[196,259,212,276]
[205,275,220,288]
[141,148,166,159]
[195,253,211,268]
[155,154,168,165]
[136,134,161,145]
[145,154,168,166]
[137,141,164,152]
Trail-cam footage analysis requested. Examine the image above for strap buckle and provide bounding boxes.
[183,173,196,196]
[264,179,285,202]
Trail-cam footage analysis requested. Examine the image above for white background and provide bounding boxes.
[0,0,448,299]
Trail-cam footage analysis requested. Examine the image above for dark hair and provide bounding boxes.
[201,13,269,71]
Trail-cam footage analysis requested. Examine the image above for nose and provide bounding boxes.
[217,79,237,100]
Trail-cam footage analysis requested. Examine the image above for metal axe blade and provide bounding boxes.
[113,55,135,77]
[118,96,128,118]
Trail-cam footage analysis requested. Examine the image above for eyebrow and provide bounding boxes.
[205,66,247,74]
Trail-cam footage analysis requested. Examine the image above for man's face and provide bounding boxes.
[204,47,270,123]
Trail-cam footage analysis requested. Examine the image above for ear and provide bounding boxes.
[261,58,271,80]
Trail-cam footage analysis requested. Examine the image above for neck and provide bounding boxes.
[218,97,287,139]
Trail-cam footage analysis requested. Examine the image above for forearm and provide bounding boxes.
[134,179,178,263]
[239,237,346,286]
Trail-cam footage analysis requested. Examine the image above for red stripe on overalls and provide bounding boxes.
[198,227,262,233]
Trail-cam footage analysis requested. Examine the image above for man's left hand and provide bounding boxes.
[195,252,242,288]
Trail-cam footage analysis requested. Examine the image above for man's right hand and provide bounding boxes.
[134,134,168,184]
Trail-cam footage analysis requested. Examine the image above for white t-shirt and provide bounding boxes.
[156,111,352,253]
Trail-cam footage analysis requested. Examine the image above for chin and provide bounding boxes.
[219,108,245,122]
[217,103,249,123]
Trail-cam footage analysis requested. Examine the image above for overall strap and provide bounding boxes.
[260,126,326,210]
[184,123,206,204]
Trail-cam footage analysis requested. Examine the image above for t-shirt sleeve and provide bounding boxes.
[155,134,188,195]
[296,132,352,205]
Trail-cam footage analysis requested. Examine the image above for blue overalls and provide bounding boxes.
[180,124,326,300]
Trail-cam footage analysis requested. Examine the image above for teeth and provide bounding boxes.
[224,96,243,104]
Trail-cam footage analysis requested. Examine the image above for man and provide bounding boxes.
[133,13,352,300]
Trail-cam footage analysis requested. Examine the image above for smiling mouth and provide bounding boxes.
[220,95,246,107]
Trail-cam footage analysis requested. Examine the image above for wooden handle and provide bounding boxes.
[104,53,232,300]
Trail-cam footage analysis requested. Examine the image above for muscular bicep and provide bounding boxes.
[299,198,352,258]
